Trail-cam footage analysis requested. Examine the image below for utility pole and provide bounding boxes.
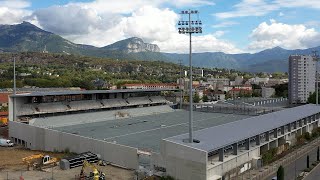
[179,60,183,109]
[313,51,319,105]
[178,10,202,143]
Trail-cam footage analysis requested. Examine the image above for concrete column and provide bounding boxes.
[274,128,278,138]
[299,120,303,127]
[281,126,285,135]
[288,124,291,132]
[219,148,224,162]
[256,135,260,146]
[265,132,269,141]
[245,138,250,150]
[233,143,238,155]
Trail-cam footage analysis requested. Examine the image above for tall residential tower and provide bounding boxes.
[289,55,316,104]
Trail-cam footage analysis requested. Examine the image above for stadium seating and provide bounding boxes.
[126,97,151,106]
[37,102,68,113]
[68,100,102,111]
[18,104,36,116]
[149,96,167,104]
[101,99,128,108]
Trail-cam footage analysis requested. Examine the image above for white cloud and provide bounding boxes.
[215,0,320,19]
[0,0,31,24]
[278,12,284,16]
[215,0,278,19]
[0,0,239,54]
[248,20,320,51]
[212,21,238,28]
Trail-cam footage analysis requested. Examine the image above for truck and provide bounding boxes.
[0,138,14,147]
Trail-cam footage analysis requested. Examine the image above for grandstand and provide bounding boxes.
[11,89,169,120]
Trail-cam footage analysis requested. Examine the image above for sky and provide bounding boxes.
[0,0,320,54]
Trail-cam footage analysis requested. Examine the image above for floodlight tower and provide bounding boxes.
[313,51,319,105]
[178,10,202,143]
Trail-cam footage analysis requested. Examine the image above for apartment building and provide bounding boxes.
[289,55,316,104]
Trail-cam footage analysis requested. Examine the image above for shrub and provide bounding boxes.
[304,132,311,141]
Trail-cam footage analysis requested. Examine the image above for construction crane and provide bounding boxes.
[79,160,106,180]
[22,154,58,170]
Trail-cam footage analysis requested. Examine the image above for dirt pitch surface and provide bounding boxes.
[0,146,134,180]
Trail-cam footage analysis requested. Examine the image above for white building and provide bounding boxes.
[289,55,316,104]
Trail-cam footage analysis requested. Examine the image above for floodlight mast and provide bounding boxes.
[178,10,202,143]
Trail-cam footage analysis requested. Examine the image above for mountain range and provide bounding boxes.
[0,22,319,73]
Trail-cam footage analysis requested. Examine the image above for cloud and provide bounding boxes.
[248,20,320,51]
[0,0,31,24]
[212,21,239,28]
[278,12,284,17]
[214,0,320,19]
[215,0,278,19]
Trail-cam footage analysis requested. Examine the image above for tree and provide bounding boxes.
[277,165,284,180]
[308,91,320,104]
[193,92,200,103]
[202,95,209,102]
[307,155,310,168]
[317,146,320,161]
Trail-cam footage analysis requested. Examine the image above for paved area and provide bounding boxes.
[305,162,320,180]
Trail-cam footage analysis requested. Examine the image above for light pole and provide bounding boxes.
[178,10,202,143]
[179,59,183,109]
[13,57,16,121]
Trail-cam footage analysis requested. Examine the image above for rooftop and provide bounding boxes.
[43,108,251,153]
[166,104,320,152]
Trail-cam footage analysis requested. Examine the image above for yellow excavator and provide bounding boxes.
[22,154,58,170]
[79,160,106,180]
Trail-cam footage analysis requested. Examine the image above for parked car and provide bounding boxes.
[0,138,14,147]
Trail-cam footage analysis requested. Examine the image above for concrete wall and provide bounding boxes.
[161,140,207,180]
[9,121,139,170]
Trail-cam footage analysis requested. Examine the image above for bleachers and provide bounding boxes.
[126,97,151,106]
[101,99,128,108]
[18,104,36,116]
[149,96,167,104]
[37,102,68,113]
[68,100,102,111]
[18,96,168,116]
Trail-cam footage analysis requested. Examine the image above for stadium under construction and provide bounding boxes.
[8,89,320,180]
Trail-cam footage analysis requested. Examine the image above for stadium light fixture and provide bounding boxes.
[177,10,202,143]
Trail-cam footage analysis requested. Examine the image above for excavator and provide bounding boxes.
[22,154,58,170]
[79,160,106,180]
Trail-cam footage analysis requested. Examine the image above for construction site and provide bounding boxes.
[4,89,319,180]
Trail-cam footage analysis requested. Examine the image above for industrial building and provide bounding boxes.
[7,90,320,180]
[289,55,316,104]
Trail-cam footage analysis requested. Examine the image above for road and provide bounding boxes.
[266,146,318,180]
[305,162,320,180]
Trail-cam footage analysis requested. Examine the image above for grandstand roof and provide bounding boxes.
[49,108,250,152]
[10,89,176,97]
[166,104,320,152]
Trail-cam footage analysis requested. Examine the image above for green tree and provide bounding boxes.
[307,155,310,168]
[193,92,200,103]
[202,95,209,102]
[277,165,284,180]
[308,91,320,104]
[317,146,320,161]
